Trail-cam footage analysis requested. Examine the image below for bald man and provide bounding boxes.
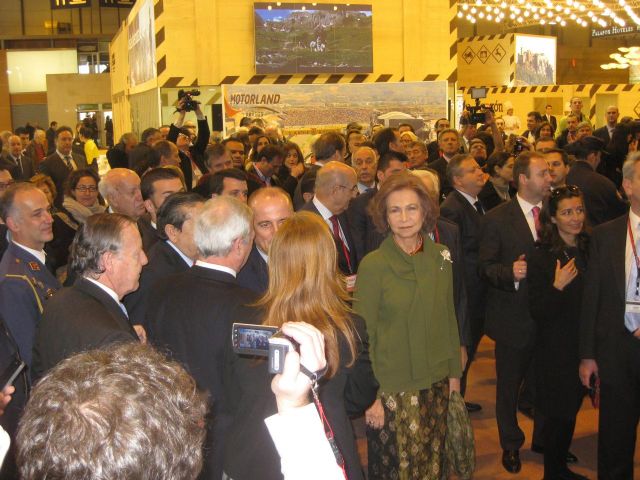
[98,168,146,220]
[0,135,35,180]
[237,187,293,294]
[300,161,359,277]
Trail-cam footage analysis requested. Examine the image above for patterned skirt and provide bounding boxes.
[367,379,449,480]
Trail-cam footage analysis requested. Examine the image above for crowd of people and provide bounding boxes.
[0,95,638,480]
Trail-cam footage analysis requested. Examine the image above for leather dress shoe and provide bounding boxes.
[465,402,482,412]
[532,444,578,464]
[502,449,521,474]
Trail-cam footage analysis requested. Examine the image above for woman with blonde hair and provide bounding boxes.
[223,211,378,480]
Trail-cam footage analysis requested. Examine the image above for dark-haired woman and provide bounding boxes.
[528,185,589,480]
[478,151,517,211]
[47,169,104,274]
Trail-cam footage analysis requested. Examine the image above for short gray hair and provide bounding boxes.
[98,168,136,203]
[623,151,640,180]
[194,196,252,258]
[69,213,134,277]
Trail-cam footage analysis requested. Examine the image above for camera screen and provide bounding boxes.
[237,327,274,351]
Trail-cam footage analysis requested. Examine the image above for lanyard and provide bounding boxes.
[628,217,640,296]
[309,380,348,479]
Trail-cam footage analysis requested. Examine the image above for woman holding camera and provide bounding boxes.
[354,171,462,479]
[223,212,378,480]
[528,185,589,480]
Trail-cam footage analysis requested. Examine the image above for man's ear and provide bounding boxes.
[143,199,154,216]
[5,215,19,233]
[164,224,178,244]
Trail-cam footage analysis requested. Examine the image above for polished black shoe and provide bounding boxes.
[555,467,589,480]
[465,402,482,413]
[532,444,579,464]
[518,405,535,419]
[502,449,521,474]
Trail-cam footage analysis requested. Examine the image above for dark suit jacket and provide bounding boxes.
[580,214,634,378]
[478,179,514,213]
[427,140,440,162]
[106,144,129,169]
[237,244,269,295]
[300,200,359,274]
[31,277,137,379]
[39,152,90,207]
[429,156,453,200]
[435,217,472,347]
[128,143,153,170]
[346,188,384,261]
[0,225,8,263]
[566,160,628,226]
[293,163,321,210]
[478,197,536,348]
[123,240,191,328]
[0,153,35,181]
[137,216,160,253]
[146,266,259,480]
[440,190,487,320]
[168,119,210,189]
[593,125,612,144]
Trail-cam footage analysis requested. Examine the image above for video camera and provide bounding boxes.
[232,323,299,374]
[463,87,493,125]
[177,89,201,113]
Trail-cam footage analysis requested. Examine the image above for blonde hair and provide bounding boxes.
[257,211,356,377]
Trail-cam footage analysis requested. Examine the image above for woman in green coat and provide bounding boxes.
[354,171,462,479]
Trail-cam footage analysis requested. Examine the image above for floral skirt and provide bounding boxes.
[367,379,449,480]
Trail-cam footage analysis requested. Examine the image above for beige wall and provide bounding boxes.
[0,51,11,132]
[46,73,111,129]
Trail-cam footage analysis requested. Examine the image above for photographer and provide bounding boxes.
[167,95,210,190]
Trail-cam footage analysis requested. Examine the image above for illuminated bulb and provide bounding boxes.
[485,5,492,11]
[547,10,554,17]
[479,11,485,18]
[524,10,530,16]
[333,5,337,10]
[540,7,546,13]
[540,18,546,23]
[556,15,561,21]
[587,10,593,16]
[570,13,576,18]
[517,15,524,21]
[471,7,477,13]
[561,20,567,25]
[564,7,570,13]
[534,12,540,18]
[487,13,493,19]
[510,12,516,18]
[458,11,464,17]
[531,6,538,12]
[462,3,469,10]
[470,17,477,23]
[494,7,500,14]
[579,4,585,10]
[495,16,501,22]
[476,0,482,5]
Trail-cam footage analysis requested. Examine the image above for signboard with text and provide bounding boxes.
[99,0,135,7]
[51,0,91,8]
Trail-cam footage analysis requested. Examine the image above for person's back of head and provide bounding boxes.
[372,127,397,157]
[17,342,207,480]
[312,132,346,163]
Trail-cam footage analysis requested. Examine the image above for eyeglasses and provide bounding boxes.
[76,185,98,193]
[337,184,358,193]
[0,180,14,190]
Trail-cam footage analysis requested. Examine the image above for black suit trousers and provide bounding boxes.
[495,339,543,450]
[597,331,640,480]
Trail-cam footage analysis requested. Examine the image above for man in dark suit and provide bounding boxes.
[138,167,185,253]
[124,192,202,327]
[565,136,628,227]
[238,187,293,295]
[293,132,346,209]
[543,105,557,134]
[429,129,462,200]
[347,151,407,261]
[45,121,57,156]
[300,161,359,278]
[147,196,258,480]
[128,128,162,172]
[593,105,619,145]
[479,151,551,473]
[579,153,640,479]
[522,112,543,144]
[427,117,450,162]
[196,168,249,203]
[440,153,487,412]
[38,126,91,207]
[0,135,35,181]
[246,145,296,197]
[107,132,138,170]
[31,213,144,379]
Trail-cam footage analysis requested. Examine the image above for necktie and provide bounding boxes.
[16,156,23,175]
[531,206,541,239]
[329,215,352,274]
[474,200,484,215]
[64,155,73,170]
[625,223,640,333]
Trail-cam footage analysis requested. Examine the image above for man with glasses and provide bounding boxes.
[301,161,360,277]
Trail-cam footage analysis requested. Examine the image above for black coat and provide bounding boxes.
[593,125,612,144]
[167,119,210,189]
[222,314,378,480]
[146,266,259,480]
[528,245,586,419]
[440,190,487,319]
[300,200,359,274]
[39,152,91,207]
[478,180,513,213]
[123,240,191,328]
[106,144,129,169]
[478,197,536,348]
[0,153,35,181]
[31,277,137,380]
[237,244,269,295]
[137,216,160,254]
[566,160,628,227]
[346,188,383,261]
[429,157,453,200]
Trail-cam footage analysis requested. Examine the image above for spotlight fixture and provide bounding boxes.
[601,45,640,69]
[458,0,639,27]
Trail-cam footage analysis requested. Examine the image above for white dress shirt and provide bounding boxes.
[195,260,237,277]
[312,197,350,250]
[516,194,542,241]
[12,241,46,265]
[456,188,481,212]
[56,150,78,170]
[167,240,193,267]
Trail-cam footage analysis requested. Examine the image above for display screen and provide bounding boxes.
[254,3,373,74]
[236,327,273,351]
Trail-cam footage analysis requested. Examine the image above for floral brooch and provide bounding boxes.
[440,249,453,270]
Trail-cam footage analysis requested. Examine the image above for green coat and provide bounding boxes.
[353,235,462,394]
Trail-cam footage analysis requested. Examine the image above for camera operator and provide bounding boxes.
[167,96,210,190]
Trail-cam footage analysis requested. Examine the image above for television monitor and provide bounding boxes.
[254,3,373,74]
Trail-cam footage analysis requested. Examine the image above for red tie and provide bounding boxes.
[532,206,541,239]
[329,215,352,274]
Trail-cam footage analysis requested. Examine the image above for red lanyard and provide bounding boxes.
[310,382,348,479]
[627,217,640,296]
[433,226,440,244]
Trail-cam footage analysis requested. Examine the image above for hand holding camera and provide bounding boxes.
[269,322,327,413]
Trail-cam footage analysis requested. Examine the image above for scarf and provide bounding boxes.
[62,196,106,225]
